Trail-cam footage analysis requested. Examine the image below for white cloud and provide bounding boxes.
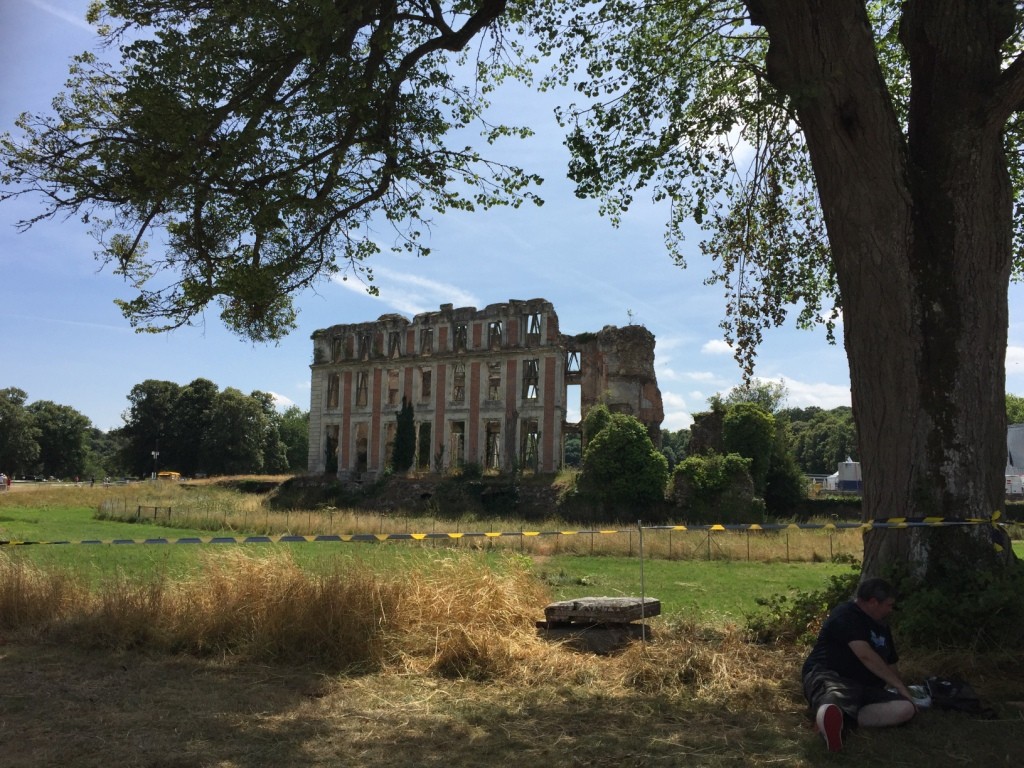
[684,370,718,382]
[779,376,851,409]
[268,391,296,410]
[661,390,693,430]
[331,267,478,318]
[701,339,732,356]
[655,365,684,383]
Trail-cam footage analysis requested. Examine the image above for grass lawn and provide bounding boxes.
[2,501,849,626]
[538,555,849,624]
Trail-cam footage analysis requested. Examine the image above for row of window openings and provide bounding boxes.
[324,421,540,471]
[330,315,545,362]
[325,361,540,408]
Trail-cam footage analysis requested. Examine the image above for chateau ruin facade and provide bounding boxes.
[308,298,663,479]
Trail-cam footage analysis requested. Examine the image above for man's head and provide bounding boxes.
[855,577,897,621]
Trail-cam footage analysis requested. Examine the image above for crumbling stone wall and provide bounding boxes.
[569,324,664,446]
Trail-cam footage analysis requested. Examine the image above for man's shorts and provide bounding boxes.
[803,664,905,724]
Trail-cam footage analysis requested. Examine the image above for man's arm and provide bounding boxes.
[848,640,915,699]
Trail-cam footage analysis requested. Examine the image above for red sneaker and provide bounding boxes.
[816,703,843,752]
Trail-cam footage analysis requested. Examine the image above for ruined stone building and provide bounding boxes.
[308,299,664,480]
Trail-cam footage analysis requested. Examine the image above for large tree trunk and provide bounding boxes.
[745,0,1016,579]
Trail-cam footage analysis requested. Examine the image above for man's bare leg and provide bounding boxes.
[857,700,916,727]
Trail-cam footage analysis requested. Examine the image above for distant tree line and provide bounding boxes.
[0,381,309,481]
[118,379,308,477]
[0,387,118,481]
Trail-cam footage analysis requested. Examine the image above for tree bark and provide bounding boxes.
[744,0,1017,578]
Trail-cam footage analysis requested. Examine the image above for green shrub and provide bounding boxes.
[670,452,761,523]
[892,559,1024,650]
[580,410,668,509]
[745,567,860,645]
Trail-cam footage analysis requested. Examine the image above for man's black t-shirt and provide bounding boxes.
[802,600,898,687]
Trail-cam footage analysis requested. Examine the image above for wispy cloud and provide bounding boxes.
[332,267,478,317]
[0,311,132,333]
[27,0,93,31]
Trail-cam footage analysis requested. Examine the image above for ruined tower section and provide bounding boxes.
[309,299,567,480]
[568,325,664,447]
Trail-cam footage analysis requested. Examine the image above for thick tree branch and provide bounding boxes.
[990,52,1024,125]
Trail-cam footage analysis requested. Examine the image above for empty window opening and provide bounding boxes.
[355,423,368,474]
[420,327,434,355]
[567,383,581,423]
[525,312,542,344]
[420,368,432,401]
[417,422,432,470]
[487,362,502,400]
[331,337,343,362]
[358,333,371,361]
[388,331,402,358]
[488,320,503,349]
[450,421,465,468]
[355,372,368,406]
[453,323,468,352]
[384,422,396,468]
[324,425,339,474]
[485,421,501,470]
[567,349,581,374]
[326,373,340,409]
[521,419,539,471]
[522,359,539,401]
[452,363,466,403]
[387,369,400,406]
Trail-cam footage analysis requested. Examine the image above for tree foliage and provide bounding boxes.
[722,402,776,496]
[25,400,92,480]
[278,405,310,471]
[720,380,789,414]
[763,414,810,514]
[117,378,303,476]
[1,0,539,341]
[1008,393,1024,426]
[528,1,1024,370]
[783,406,859,475]
[660,427,691,471]
[0,388,42,476]
[0,389,121,479]
[580,404,668,509]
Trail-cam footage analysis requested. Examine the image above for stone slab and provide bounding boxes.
[543,596,660,624]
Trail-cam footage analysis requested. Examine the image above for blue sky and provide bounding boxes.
[2,0,1023,434]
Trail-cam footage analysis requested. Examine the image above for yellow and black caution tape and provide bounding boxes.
[0,515,1008,547]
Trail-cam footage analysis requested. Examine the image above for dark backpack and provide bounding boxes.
[925,676,995,718]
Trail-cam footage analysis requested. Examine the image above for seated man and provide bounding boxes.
[802,577,917,752]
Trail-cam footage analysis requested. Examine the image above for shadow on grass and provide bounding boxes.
[2,642,1022,768]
